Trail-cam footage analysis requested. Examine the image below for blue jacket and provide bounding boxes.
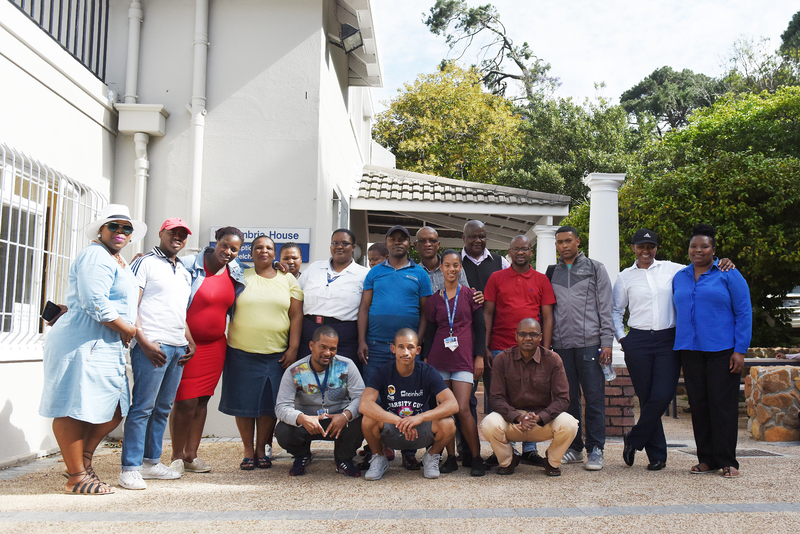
[182,246,247,317]
[672,258,752,353]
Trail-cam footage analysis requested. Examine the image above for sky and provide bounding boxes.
[369,1,799,111]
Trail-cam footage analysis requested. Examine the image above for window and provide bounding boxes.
[0,143,105,355]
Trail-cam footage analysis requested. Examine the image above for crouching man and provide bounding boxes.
[274,326,365,477]
[482,318,578,476]
[360,328,458,480]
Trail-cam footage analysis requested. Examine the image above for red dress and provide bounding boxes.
[175,269,236,401]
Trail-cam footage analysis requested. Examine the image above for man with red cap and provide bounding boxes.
[119,218,197,490]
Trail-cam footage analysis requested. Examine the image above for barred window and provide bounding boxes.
[0,143,105,356]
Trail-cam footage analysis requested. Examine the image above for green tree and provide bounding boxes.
[720,36,799,94]
[620,66,722,136]
[373,63,523,182]
[564,87,800,345]
[501,94,642,202]
[780,11,800,57]
[424,0,558,101]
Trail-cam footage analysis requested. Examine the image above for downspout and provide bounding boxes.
[187,0,209,252]
[124,1,148,255]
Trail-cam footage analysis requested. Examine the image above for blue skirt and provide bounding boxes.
[218,347,283,418]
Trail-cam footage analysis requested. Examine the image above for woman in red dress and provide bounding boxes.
[168,227,246,473]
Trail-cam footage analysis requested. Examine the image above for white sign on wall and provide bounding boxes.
[209,227,311,262]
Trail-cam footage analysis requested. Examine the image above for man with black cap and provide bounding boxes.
[357,225,433,470]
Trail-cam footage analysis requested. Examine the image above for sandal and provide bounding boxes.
[64,470,114,495]
[83,451,97,479]
[722,466,740,478]
[690,463,719,474]
[239,457,255,471]
[256,456,272,469]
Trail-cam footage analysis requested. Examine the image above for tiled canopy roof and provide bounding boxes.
[357,166,570,206]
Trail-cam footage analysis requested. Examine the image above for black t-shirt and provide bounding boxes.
[367,360,447,417]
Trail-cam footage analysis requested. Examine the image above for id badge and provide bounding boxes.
[444,336,459,351]
[317,408,329,419]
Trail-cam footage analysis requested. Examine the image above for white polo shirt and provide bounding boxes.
[298,258,369,322]
[130,246,192,346]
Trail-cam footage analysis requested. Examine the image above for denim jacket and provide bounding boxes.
[182,246,247,317]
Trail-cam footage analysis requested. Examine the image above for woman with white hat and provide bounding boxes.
[39,204,146,495]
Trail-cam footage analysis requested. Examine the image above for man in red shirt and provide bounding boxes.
[483,235,556,466]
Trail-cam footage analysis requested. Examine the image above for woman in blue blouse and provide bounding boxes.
[672,224,752,478]
[39,204,146,494]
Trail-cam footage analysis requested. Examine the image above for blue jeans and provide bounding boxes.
[557,345,606,452]
[122,343,186,469]
[361,340,395,386]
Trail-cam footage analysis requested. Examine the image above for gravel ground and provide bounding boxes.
[1,396,798,532]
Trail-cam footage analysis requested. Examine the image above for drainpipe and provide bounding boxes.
[187,0,209,252]
[125,1,148,255]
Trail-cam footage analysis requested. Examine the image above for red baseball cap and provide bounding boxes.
[160,217,192,234]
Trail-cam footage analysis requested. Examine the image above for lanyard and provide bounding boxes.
[326,271,343,286]
[312,364,332,404]
[443,285,461,336]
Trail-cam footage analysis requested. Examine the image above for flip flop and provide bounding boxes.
[256,456,272,469]
[690,463,719,474]
[721,466,740,478]
[239,458,255,471]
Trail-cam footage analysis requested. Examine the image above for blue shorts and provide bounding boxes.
[219,347,283,418]
[437,370,473,384]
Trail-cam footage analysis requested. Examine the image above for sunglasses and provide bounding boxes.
[106,222,134,235]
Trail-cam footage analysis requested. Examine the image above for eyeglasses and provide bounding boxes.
[510,246,532,253]
[416,239,439,245]
[106,222,134,235]
[330,241,353,248]
[517,331,542,339]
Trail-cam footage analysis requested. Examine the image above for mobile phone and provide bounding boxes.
[41,301,62,322]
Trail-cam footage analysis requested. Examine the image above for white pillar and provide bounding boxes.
[583,173,624,287]
[534,225,558,273]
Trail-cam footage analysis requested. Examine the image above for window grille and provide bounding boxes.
[0,143,106,355]
[9,0,110,81]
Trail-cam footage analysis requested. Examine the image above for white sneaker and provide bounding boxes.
[183,457,212,473]
[169,459,185,475]
[422,451,441,479]
[364,454,389,481]
[562,448,585,464]
[585,447,604,471]
[265,445,273,459]
[141,462,181,480]
[118,470,147,490]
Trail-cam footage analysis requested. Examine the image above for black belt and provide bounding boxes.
[305,315,348,325]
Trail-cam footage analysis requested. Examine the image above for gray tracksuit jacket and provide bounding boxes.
[550,252,615,350]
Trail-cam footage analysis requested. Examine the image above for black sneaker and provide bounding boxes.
[289,453,313,476]
[520,450,545,467]
[470,457,486,477]
[439,455,459,473]
[402,453,421,471]
[461,455,473,468]
[484,453,499,467]
[336,460,361,478]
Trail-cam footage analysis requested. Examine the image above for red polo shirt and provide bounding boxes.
[484,266,556,351]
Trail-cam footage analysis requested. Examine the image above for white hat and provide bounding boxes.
[84,204,148,244]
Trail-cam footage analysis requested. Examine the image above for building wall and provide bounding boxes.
[0,1,118,466]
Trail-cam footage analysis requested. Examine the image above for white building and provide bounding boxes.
[1,0,621,467]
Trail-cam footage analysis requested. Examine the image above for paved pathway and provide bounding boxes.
[2,503,800,523]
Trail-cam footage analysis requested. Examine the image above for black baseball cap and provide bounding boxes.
[385,225,411,238]
[631,229,658,245]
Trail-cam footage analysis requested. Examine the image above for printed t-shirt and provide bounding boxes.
[228,270,304,354]
[425,286,481,373]
[363,260,433,343]
[484,267,556,351]
[367,360,447,417]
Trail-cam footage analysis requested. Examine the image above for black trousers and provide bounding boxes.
[275,416,363,463]
[298,318,362,375]
[680,349,740,470]
[623,328,680,463]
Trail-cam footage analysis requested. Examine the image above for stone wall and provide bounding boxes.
[745,366,800,441]
[605,366,635,436]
